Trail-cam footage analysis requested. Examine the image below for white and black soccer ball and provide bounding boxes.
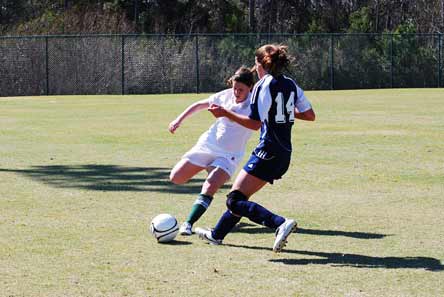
[150,213,179,243]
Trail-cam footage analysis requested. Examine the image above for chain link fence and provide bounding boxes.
[0,33,443,96]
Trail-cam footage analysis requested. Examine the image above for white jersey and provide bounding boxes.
[195,88,253,160]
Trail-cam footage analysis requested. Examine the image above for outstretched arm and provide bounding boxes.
[208,104,262,131]
[169,99,210,133]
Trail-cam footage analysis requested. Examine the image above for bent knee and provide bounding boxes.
[226,190,248,210]
[202,177,229,196]
[169,171,188,185]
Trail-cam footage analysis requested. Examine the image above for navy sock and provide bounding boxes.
[230,200,285,229]
[212,210,241,240]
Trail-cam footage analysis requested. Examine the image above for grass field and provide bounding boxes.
[1,89,443,297]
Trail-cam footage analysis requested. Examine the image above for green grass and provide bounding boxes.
[1,89,443,297]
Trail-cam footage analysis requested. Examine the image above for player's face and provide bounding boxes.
[232,81,251,103]
[255,57,267,79]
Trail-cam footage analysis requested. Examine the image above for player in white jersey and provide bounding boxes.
[168,67,256,235]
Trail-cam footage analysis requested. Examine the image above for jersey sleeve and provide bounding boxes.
[208,89,229,106]
[207,93,220,106]
[249,78,272,122]
[295,86,312,113]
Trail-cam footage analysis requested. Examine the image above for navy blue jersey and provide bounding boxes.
[249,74,312,154]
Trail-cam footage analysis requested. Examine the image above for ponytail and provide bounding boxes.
[255,44,292,77]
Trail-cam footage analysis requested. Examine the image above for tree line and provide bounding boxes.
[1,0,444,35]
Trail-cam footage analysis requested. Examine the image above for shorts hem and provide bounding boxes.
[214,165,233,178]
[182,157,208,169]
[243,166,276,184]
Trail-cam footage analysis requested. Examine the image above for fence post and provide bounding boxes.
[195,34,200,93]
[390,34,394,88]
[329,34,334,90]
[438,33,442,88]
[121,35,125,95]
[45,36,49,95]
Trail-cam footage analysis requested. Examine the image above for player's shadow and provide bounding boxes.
[233,222,388,239]
[0,164,230,194]
[159,240,192,246]
[270,250,444,271]
[224,244,443,271]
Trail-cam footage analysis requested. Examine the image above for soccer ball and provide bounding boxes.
[150,213,179,243]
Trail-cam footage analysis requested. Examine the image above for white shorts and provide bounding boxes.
[182,145,242,177]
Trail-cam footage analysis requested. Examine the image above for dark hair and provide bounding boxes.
[227,66,255,87]
[255,44,292,77]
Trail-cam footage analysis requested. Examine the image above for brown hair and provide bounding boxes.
[255,44,292,77]
[227,66,255,87]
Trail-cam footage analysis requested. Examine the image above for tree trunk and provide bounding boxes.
[441,0,444,31]
[375,0,380,32]
[249,0,255,32]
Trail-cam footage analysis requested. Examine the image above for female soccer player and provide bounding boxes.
[168,66,255,236]
[196,44,316,252]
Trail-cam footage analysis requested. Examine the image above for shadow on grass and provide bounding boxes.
[158,240,192,246]
[224,244,443,271]
[233,222,388,239]
[0,164,230,194]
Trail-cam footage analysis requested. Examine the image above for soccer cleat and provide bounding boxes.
[273,219,297,253]
[195,227,222,245]
[179,222,193,236]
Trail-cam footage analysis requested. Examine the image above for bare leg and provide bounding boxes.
[180,167,230,233]
[169,159,205,185]
[201,166,230,196]
[231,169,268,198]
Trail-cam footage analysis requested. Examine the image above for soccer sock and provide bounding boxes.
[186,194,213,225]
[227,190,285,229]
[232,200,285,229]
[212,210,241,240]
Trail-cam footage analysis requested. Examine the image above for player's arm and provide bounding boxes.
[295,108,315,121]
[208,104,262,131]
[294,86,315,121]
[169,99,210,133]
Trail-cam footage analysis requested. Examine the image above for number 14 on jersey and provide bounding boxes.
[275,92,295,123]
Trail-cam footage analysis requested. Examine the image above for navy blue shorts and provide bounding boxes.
[243,148,291,184]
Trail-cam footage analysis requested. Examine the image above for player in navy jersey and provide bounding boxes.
[196,44,315,252]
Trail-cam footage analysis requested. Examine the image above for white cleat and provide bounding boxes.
[195,227,222,245]
[179,222,193,236]
[273,219,297,253]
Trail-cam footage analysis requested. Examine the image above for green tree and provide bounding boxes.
[348,6,373,33]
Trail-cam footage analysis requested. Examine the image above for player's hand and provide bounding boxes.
[168,119,181,133]
[208,104,226,118]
